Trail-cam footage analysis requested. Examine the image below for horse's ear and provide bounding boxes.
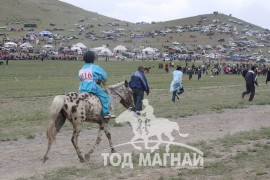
[124,80,129,87]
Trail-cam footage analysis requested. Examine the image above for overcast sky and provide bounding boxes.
[60,0,270,29]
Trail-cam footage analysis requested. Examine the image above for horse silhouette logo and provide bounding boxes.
[115,99,188,152]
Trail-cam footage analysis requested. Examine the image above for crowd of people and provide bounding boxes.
[0,51,79,61]
[153,60,270,103]
[160,61,269,80]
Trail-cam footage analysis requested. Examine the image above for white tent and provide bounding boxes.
[20,42,33,49]
[71,46,82,54]
[71,46,81,51]
[73,42,87,49]
[4,42,17,48]
[113,45,127,53]
[142,47,155,55]
[93,45,113,56]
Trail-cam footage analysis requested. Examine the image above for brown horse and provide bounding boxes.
[144,66,151,73]
[42,80,134,163]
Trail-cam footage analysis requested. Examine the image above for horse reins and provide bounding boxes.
[101,81,131,108]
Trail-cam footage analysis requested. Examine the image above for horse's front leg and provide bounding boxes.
[71,121,85,163]
[104,125,115,153]
[85,123,104,161]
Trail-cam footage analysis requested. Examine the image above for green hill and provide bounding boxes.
[0,0,269,57]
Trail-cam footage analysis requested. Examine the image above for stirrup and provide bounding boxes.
[110,114,116,118]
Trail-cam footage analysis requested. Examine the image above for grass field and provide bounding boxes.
[1,59,270,179]
[1,59,270,140]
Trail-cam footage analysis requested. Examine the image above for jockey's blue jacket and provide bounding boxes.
[78,63,110,116]
[78,63,107,91]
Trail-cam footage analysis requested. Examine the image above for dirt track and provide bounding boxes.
[1,105,270,180]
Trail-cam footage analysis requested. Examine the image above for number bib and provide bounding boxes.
[79,65,93,82]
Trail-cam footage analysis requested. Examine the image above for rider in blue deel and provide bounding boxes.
[78,51,113,119]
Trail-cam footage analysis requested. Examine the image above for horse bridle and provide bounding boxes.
[109,87,132,108]
[100,81,132,108]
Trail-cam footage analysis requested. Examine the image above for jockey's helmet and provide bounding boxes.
[83,51,96,63]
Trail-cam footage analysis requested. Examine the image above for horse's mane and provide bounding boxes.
[108,81,125,89]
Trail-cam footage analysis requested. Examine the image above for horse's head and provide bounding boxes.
[108,80,134,109]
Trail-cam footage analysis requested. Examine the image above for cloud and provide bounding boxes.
[99,0,189,22]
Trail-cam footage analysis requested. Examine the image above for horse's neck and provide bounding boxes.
[107,87,121,109]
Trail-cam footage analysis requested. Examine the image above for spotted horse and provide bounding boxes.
[42,80,134,163]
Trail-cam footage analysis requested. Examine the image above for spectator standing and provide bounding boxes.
[165,63,169,73]
[242,66,258,101]
[198,67,202,80]
[266,67,270,84]
[188,68,193,80]
[170,66,184,103]
[129,66,150,115]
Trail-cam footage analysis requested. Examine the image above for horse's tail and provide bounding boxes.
[173,122,188,137]
[46,95,66,144]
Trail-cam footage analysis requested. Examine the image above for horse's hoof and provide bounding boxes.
[80,158,85,163]
[85,154,90,161]
[111,148,116,153]
[42,156,48,163]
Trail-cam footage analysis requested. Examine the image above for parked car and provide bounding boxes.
[164,56,171,61]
